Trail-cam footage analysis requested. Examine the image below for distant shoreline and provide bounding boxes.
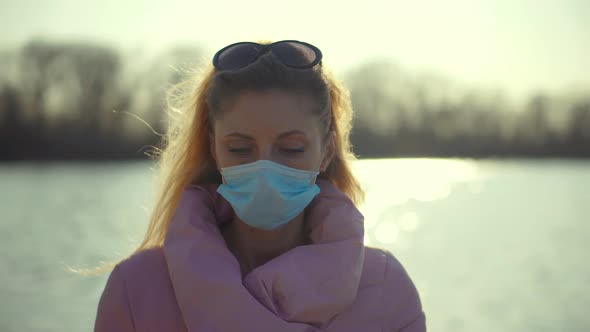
[2,40,589,162]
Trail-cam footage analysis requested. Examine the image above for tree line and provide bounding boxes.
[0,40,588,161]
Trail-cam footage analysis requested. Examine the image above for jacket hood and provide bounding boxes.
[163,179,365,331]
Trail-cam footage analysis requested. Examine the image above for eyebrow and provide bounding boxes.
[224,132,254,140]
[224,130,307,140]
[277,130,307,139]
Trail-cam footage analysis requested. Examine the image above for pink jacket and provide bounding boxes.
[95,180,426,331]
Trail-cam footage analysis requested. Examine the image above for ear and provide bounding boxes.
[320,131,336,172]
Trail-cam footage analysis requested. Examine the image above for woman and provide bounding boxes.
[95,40,426,331]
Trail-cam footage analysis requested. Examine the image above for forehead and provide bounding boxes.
[213,89,321,138]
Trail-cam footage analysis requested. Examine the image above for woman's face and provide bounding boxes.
[210,89,333,172]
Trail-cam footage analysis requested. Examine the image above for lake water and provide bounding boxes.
[0,158,589,331]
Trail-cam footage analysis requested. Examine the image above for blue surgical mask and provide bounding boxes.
[217,160,320,230]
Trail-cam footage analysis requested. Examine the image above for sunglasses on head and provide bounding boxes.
[212,40,323,71]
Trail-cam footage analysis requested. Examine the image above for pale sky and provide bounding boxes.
[1,0,589,98]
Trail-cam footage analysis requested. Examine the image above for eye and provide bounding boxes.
[280,148,304,154]
[228,147,252,154]
[226,141,253,154]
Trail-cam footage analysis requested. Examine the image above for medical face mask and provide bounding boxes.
[217,160,320,230]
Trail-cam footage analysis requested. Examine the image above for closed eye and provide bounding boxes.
[281,148,304,153]
[228,148,252,154]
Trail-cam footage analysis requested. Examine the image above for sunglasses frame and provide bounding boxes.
[212,40,323,71]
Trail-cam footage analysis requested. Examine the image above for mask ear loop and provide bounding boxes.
[316,125,336,181]
[311,148,327,185]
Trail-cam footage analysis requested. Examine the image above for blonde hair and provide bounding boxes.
[101,44,364,271]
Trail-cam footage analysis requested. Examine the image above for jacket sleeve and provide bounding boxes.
[381,250,427,332]
[94,264,136,332]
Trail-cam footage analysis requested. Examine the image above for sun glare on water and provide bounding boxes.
[354,158,480,246]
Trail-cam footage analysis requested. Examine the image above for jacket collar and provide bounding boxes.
[163,179,365,331]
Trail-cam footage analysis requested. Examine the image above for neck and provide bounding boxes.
[221,213,309,277]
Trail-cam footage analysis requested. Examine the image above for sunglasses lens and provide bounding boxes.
[272,41,318,68]
[217,43,260,70]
